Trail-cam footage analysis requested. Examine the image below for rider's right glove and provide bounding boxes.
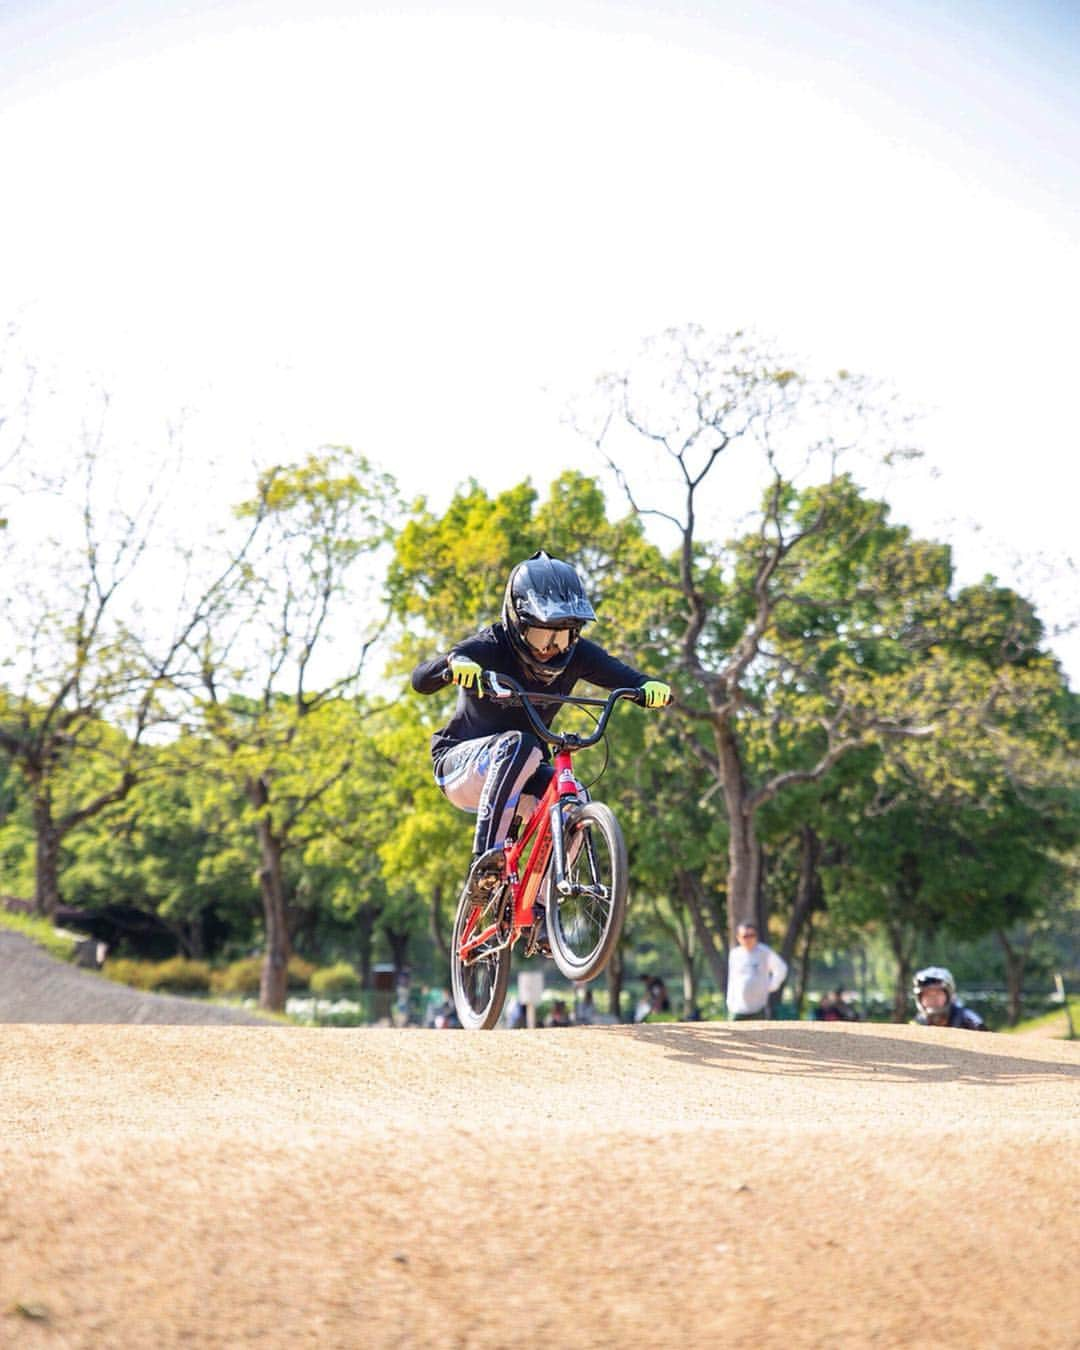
[448,654,484,697]
[640,680,672,709]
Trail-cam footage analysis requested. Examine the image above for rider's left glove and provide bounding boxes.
[448,654,484,697]
[640,680,672,709]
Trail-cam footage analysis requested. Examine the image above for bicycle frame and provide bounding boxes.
[455,746,577,964]
[455,673,642,966]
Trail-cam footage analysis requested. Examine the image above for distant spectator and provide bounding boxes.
[634,975,671,1023]
[726,923,788,1021]
[814,987,858,1022]
[546,999,571,1027]
[423,986,449,1028]
[575,987,595,1025]
[912,967,987,1031]
[393,966,412,1027]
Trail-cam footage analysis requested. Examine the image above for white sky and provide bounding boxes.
[2,0,1078,680]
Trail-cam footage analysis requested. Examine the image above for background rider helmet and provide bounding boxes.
[912,966,957,1023]
[502,550,598,686]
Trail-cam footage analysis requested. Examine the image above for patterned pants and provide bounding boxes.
[435,731,552,856]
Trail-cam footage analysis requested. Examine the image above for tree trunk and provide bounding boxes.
[32,786,62,919]
[793,912,814,1018]
[676,868,728,995]
[997,929,1029,1027]
[430,883,449,961]
[679,942,699,1019]
[780,826,821,973]
[887,919,916,1024]
[385,927,410,980]
[607,942,624,1023]
[355,906,377,989]
[249,780,291,1012]
[175,916,205,960]
[716,720,760,939]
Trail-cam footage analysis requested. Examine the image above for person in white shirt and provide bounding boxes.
[726,923,788,1020]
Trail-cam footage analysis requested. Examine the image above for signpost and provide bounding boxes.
[517,971,545,1029]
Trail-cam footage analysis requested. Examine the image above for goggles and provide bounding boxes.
[523,625,574,653]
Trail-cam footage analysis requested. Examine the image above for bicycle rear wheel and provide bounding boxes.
[547,802,627,983]
[450,885,511,1031]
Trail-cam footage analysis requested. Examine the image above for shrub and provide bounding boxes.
[103,956,212,994]
[102,957,158,990]
[310,961,362,1000]
[210,956,263,997]
[210,954,316,997]
[287,955,316,990]
[147,957,212,994]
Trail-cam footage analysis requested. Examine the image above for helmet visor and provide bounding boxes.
[524,625,574,654]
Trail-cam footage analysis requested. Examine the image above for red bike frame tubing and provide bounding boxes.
[458,750,581,960]
[505,748,578,921]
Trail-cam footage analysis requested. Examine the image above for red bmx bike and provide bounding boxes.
[450,670,646,1030]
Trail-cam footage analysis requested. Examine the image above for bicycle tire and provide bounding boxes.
[546,801,627,983]
[450,885,512,1031]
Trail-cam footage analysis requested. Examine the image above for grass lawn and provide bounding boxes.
[0,906,80,961]
[1002,996,1079,1039]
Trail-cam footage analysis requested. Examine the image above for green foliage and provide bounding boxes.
[310,961,362,999]
[287,955,316,989]
[102,956,212,993]
[1002,997,1079,1038]
[101,958,157,990]
[3,339,1076,1020]
[209,957,264,996]
[205,955,314,997]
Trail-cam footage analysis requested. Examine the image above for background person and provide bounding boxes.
[726,923,788,1021]
[633,974,672,1023]
[912,967,987,1030]
[814,987,858,1022]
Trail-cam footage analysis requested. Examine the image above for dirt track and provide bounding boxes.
[2,1009,1078,1350]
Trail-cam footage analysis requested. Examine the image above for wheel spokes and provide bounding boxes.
[556,822,614,959]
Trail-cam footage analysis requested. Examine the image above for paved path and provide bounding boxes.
[0,930,269,1024]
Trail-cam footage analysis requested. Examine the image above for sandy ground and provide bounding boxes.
[2,931,1079,1348]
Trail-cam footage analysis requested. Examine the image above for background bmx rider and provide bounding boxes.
[410,550,671,939]
[912,967,987,1030]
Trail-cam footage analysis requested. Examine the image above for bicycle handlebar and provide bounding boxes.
[485,670,645,748]
[442,667,645,749]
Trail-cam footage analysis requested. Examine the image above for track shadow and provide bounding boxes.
[623,1022,1080,1085]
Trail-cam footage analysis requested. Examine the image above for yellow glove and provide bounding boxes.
[448,654,483,696]
[640,680,672,709]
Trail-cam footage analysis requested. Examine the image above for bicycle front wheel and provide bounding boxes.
[450,885,511,1031]
[547,802,628,983]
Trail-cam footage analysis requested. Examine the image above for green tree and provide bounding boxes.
[584,326,1072,968]
[60,736,259,957]
[183,447,399,1010]
[0,428,261,915]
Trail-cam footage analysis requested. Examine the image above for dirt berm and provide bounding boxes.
[1,940,1077,1348]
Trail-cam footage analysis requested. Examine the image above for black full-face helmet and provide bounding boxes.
[502,550,596,684]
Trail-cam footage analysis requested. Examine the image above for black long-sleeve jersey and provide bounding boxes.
[411,622,649,766]
[915,1002,988,1031]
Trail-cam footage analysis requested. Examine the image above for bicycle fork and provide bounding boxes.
[547,750,604,901]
